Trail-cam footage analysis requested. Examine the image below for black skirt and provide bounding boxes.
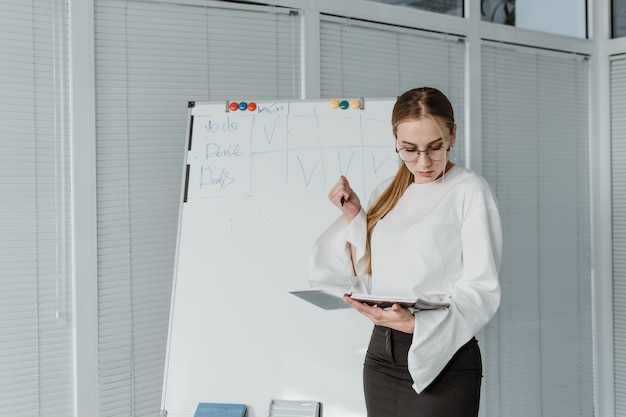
[363,326,482,417]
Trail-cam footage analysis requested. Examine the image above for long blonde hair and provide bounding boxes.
[364,87,456,274]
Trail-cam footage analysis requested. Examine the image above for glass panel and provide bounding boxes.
[611,56,626,415]
[0,0,74,415]
[482,0,587,38]
[613,0,626,38]
[481,0,516,25]
[94,1,301,415]
[481,43,592,416]
[367,0,462,16]
[319,17,466,165]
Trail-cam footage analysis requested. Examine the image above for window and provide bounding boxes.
[0,0,73,415]
[319,16,466,164]
[365,0,462,16]
[611,55,626,415]
[93,0,301,415]
[613,0,626,37]
[482,0,587,38]
[481,42,592,417]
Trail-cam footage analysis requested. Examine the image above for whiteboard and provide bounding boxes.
[162,99,400,417]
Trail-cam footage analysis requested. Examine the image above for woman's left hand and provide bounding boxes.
[344,295,415,334]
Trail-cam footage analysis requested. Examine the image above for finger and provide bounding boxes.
[332,187,351,208]
[329,184,346,205]
[335,177,349,190]
[345,297,370,311]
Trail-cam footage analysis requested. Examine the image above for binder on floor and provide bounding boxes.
[194,402,247,417]
[267,399,321,417]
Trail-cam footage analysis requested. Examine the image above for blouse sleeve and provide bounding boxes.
[307,177,392,294]
[407,179,503,393]
[307,208,371,294]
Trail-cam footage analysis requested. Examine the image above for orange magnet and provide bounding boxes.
[229,101,239,111]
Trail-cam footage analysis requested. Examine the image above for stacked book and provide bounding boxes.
[194,403,247,417]
[267,399,321,417]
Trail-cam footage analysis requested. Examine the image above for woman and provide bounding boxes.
[309,87,502,416]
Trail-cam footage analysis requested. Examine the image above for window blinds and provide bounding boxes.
[0,1,73,416]
[611,55,626,417]
[481,42,593,417]
[319,15,466,164]
[93,1,301,415]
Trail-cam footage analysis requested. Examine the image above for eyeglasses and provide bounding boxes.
[396,146,449,162]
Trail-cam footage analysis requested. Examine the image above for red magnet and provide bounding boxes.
[247,102,257,111]
[229,101,239,111]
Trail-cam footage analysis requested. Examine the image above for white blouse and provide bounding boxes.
[308,165,502,393]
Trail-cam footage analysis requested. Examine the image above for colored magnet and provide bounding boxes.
[339,100,349,110]
[329,99,340,109]
[350,99,361,109]
[238,102,248,111]
[229,101,239,111]
[247,102,257,111]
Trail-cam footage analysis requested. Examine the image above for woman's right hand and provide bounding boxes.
[328,176,361,223]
